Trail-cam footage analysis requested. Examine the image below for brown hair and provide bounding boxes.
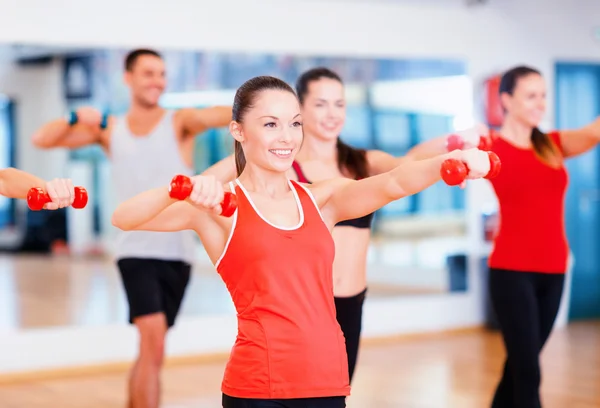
[295,67,369,179]
[124,48,162,72]
[232,76,297,176]
[499,66,561,165]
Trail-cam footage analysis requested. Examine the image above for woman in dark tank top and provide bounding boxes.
[291,67,489,382]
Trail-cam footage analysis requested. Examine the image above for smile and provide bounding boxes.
[269,149,293,158]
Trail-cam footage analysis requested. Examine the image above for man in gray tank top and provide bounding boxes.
[31,48,232,408]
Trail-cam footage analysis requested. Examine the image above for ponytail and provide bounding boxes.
[531,127,561,167]
[234,140,246,177]
[336,138,369,179]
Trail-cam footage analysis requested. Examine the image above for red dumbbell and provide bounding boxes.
[440,151,502,186]
[168,175,237,218]
[27,186,88,211]
[446,134,492,152]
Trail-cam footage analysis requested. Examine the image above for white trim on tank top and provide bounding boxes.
[214,181,238,270]
[234,178,305,231]
[293,182,326,224]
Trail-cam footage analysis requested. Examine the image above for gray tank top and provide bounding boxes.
[110,110,196,263]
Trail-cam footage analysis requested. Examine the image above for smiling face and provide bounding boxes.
[501,72,546,128]
[300,77,346,141]
[231,88,303,174]
[124,54,166,108]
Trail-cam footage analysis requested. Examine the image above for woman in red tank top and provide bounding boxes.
[485,66,600,408]
[112,75,492,408]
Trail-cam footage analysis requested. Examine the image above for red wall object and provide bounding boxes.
[484,75,504,127]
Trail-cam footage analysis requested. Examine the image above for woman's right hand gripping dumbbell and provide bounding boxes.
[169,174,237,217]
[441,148,502,188]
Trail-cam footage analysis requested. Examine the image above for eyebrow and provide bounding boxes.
[314,98,344,103]
[259,114,302,120]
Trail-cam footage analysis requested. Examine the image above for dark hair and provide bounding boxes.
[295,67,368,179]
[499,65,560,165]
[124,48,162,72]
[232,76,297,176]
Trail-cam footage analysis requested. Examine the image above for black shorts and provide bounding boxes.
[222,394,346,408]
[117,257,191,328]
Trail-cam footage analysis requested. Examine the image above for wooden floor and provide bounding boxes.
[1,322,598,408]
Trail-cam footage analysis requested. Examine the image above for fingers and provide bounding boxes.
[45,178,74,209]
[463,149,490,179]
[66,179,75,206]
[189,176,224,212]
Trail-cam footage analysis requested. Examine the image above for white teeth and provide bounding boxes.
[270,149,292,156]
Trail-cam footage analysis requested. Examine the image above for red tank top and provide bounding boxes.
[488,131,569,273]
[215,179,350,399]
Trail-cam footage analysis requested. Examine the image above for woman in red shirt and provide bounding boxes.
[487,66,600,408]
[111,75,492,408]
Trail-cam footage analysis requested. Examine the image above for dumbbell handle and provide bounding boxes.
[168,175,237,218]
[27,186,88,211]
[440,151,501,186]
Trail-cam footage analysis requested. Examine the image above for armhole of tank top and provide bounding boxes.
[214,181,238,269]
[292,181,325,223]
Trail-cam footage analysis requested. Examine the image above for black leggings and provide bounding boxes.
[489,268,565,408]
[334,288,367,383]
[222,394,346,408]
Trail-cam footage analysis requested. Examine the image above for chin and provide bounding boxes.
[318,130,341,141]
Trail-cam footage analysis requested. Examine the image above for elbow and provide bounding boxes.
[385,174,410,201]
[111,211,134,231]
[31,133,50,148]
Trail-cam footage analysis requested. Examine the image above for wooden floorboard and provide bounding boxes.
[1,322,598,408]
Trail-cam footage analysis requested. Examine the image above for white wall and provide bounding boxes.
[0,59,66,179]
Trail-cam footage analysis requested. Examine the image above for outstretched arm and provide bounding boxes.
[201,154,237,182]
[111,175,232,263]
[31,107,109,150]
[558,117,600,158]
[0,170,83,210]
[367,124,490,175]
[316,149,491,226]
[0,168,46,199]
[178,106,232,138]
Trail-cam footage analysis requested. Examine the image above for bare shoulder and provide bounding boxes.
[304,178,352,207]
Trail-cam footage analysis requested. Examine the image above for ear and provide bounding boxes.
[230,121,245,143]
[123,71,132,87]
[499,92,511,112]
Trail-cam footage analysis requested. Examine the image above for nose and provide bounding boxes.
[279,127,293,143]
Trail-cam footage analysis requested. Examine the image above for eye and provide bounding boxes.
[292,121,302,127]
[264,122,277,128]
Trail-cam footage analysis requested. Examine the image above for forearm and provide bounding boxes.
[31,118,72,148]
[0,168,46,199]
[111,186,178,231]
[405,136,448,161]
[388,153,452,198]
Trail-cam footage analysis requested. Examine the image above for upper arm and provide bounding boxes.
[179,106,232,138]
[310,174,398,227]
[366,150,411,175]
[558,117,600,158]
[201,154,237,182]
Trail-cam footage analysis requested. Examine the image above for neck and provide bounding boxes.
[500,117,534,147]
[128,100,163,118]
[238,165,290,198]
[296,133,338,162]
